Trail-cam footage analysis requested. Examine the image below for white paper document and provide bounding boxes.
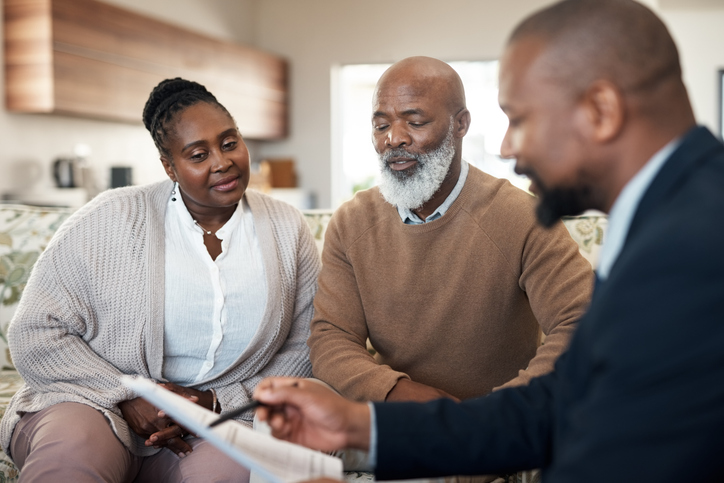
[122,376,343,483]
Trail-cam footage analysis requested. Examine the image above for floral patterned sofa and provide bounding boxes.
[0,202,607,482]
[0,204,76,481]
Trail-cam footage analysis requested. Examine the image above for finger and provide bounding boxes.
[163,441,186,455]
[152,416,173,432]
[268,411,293,440]
[177,423,195,438]
[254,377,301,398]
[167,437,193,456]
[148,438,170,448]
[159,382,188,395]
[148,425,184,443]
[256,406,271,422]
[159,381,181,391]
[254,378,304,405]
[147,434,172,448]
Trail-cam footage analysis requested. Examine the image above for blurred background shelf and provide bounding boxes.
[3,0,288,139]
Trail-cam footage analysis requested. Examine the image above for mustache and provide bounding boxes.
[514,165,545,189]
[381,149,420,164]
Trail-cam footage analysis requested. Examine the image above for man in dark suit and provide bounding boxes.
[253,1,724,481]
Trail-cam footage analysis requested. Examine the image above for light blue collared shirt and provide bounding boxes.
[367,403,378,468]
[397,160,469,224]
[597,137,682,280]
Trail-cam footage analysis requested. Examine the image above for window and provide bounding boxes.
[331,61,530,208]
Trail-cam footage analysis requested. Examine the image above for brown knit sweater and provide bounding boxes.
[309,166,593,401]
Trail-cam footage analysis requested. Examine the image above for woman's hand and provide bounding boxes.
[143,382,218,456]
[145,423,193,457]
[158,382,214,412]
[119,390,194,457]
[119,397,171,439]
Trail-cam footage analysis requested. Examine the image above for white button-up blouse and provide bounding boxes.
[162,187,268,385]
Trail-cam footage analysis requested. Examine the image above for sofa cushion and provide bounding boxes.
[304,209,608,269]
[0,204,75,369]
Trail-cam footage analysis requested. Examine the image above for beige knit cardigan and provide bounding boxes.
[0,180,320,457]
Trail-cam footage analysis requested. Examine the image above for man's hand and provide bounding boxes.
[385,378,460,403]
[118,397,193,456]
[254,377,371,453]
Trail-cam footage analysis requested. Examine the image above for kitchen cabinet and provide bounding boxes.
[3,0,288,139]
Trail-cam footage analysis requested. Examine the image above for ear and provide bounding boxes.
[581,80,625,143]
[160,156,177,182]
[454,108,471,138]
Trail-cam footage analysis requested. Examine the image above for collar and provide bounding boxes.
[597,137,682,280]
[398,160,469,224]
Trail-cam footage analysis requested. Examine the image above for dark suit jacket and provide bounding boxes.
[374,126,724,482]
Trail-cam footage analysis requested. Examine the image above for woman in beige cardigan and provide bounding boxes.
[0,78,320,482]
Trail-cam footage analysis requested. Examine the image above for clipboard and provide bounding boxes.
[121,376,343,483]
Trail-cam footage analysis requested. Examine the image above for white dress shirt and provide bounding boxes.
[163,186,267,385]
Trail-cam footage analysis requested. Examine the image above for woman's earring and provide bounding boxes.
[171,187,177,202]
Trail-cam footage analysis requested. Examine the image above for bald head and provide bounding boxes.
[374,56,466,116]
[509,0,684,100]
[498,0,696,220]
[371,56,472,217]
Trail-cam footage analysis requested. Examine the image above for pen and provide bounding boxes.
[208,399,268,428]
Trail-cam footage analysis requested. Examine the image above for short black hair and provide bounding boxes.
[142,78,231,158]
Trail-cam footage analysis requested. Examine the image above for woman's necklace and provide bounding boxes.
[193,219,215,236]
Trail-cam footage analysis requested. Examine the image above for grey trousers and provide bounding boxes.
[10,402,250,483]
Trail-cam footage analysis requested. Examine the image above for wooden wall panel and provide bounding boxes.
[4,0,288,139]
[4,0,54,112]
[52,50,162,120]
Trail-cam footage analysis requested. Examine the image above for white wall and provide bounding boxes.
[102,0,257,45]
[659,8,724,136]
[0,0,257,197]
[644,0,724,136]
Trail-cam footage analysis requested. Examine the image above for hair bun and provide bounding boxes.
[142,78,214,132]
[142,77,228,157]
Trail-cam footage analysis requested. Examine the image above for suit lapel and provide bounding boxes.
[589,127,722,306]
[627,127,722,243]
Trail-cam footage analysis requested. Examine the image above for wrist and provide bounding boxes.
[385,377,410,401]
[345,402,372,451]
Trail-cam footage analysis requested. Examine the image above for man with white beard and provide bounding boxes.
[308,56,594,405]
[377,120,455,211]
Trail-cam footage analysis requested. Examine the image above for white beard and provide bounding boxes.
[377,122,456,211]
